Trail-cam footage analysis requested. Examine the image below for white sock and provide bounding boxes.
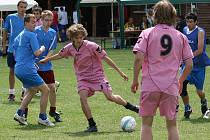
[9,89,15,95]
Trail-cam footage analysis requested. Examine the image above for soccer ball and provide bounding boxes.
[121,116,136,132]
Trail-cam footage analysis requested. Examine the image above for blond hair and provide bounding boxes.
[66,24,88,40]
[41,10,53,20]
[153,0,177,26]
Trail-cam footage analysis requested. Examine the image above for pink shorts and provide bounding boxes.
[78,80,112,97]
[139,91,179,120]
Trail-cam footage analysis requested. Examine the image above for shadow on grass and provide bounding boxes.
[64,130,131,137]
[181,116,210,124]
[15,123,55,130]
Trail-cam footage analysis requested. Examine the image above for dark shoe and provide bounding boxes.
[184,109,192,119]
[84,125,98,132]
[8,94,15,102]
[49,112,62,122]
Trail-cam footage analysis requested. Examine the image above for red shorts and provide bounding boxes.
[37,70,55,84]
[78,80,112,97]
[139,91,179,120]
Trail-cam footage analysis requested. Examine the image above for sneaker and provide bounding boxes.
[84,125,98,132]
[49,112,62,122]
[14,113,28,125]
[38,118,55,126]
[55,81,60,92]
[184,109,192,119]
[8,94,15,102]
[203,109,210,119]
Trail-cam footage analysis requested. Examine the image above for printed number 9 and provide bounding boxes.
[160,35,172,56]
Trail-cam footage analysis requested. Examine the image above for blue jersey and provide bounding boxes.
[4,13,24,53]
[183,26,210,68]
[34,26,57,71]
[14,28,40,69]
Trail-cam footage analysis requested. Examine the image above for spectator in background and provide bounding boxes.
[32,6,42,26]
[147,9,154,27]
[51,7,61,41]
[124,17,135,31]
[2,0,27,102]
[176,15,186,33]
[58,7,68,42]
[141,15,149,30]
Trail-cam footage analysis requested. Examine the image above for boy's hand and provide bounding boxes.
[120,72,128,81]
[131,81,139,93]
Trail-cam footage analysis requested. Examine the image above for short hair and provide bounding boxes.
[185,12,198,22]
[41,10,53,20]
[24,14,35,24]
[66,24,88,40]
[32,6,42,14]
[153,0,177,26]
[17,0,28,7]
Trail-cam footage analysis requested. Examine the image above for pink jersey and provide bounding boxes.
[133,24,193,96]
[59,40,107,83]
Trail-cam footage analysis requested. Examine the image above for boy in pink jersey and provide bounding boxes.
[131,1,193,140]
[40,24,139,132]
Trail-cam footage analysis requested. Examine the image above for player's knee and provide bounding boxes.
[105,94,115,102]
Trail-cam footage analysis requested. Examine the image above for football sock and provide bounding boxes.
[17,109,24,117]
[201,98,207,106]
[24,108,28,118]
[9,89,15,95]
[88,118,96,127]
[39,113,47,120]
[124,102,139,113]
[50,106,56,113]
[184,104,191,112]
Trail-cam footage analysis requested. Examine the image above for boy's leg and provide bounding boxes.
[37,84,50,114]
[37,84,54,126]
[14,88,37,125]
[180,80,192,118]
[197,90,208,115]
[79,90,97,132]
[103,92,139,113]
[166,119,179,140]
[141,116,153,140]
[7,53,16,101]
[48,83,62,122]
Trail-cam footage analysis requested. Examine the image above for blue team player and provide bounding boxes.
[35,10,62,122]
[13,14,54,126]
[181,12,210,119]
[2,0,27,101]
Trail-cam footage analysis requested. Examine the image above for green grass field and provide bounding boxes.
[1,43,210,140]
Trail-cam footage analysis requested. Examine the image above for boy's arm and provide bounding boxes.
[193,30,204,57]
[39,53,63,64]
[2,29,8,54]
[179,58,193,94]
[131,52,144,93]
[103,56,128,81]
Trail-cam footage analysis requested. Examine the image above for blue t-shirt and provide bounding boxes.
[14,28,40,69]
[183,26,210,68]
[4,13,24,53]
[34,26,57,71]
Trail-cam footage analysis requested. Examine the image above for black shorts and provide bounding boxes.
[7,52,16,68]
[37,70,55,84]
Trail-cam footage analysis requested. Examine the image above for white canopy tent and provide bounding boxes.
[0,0,38,51]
